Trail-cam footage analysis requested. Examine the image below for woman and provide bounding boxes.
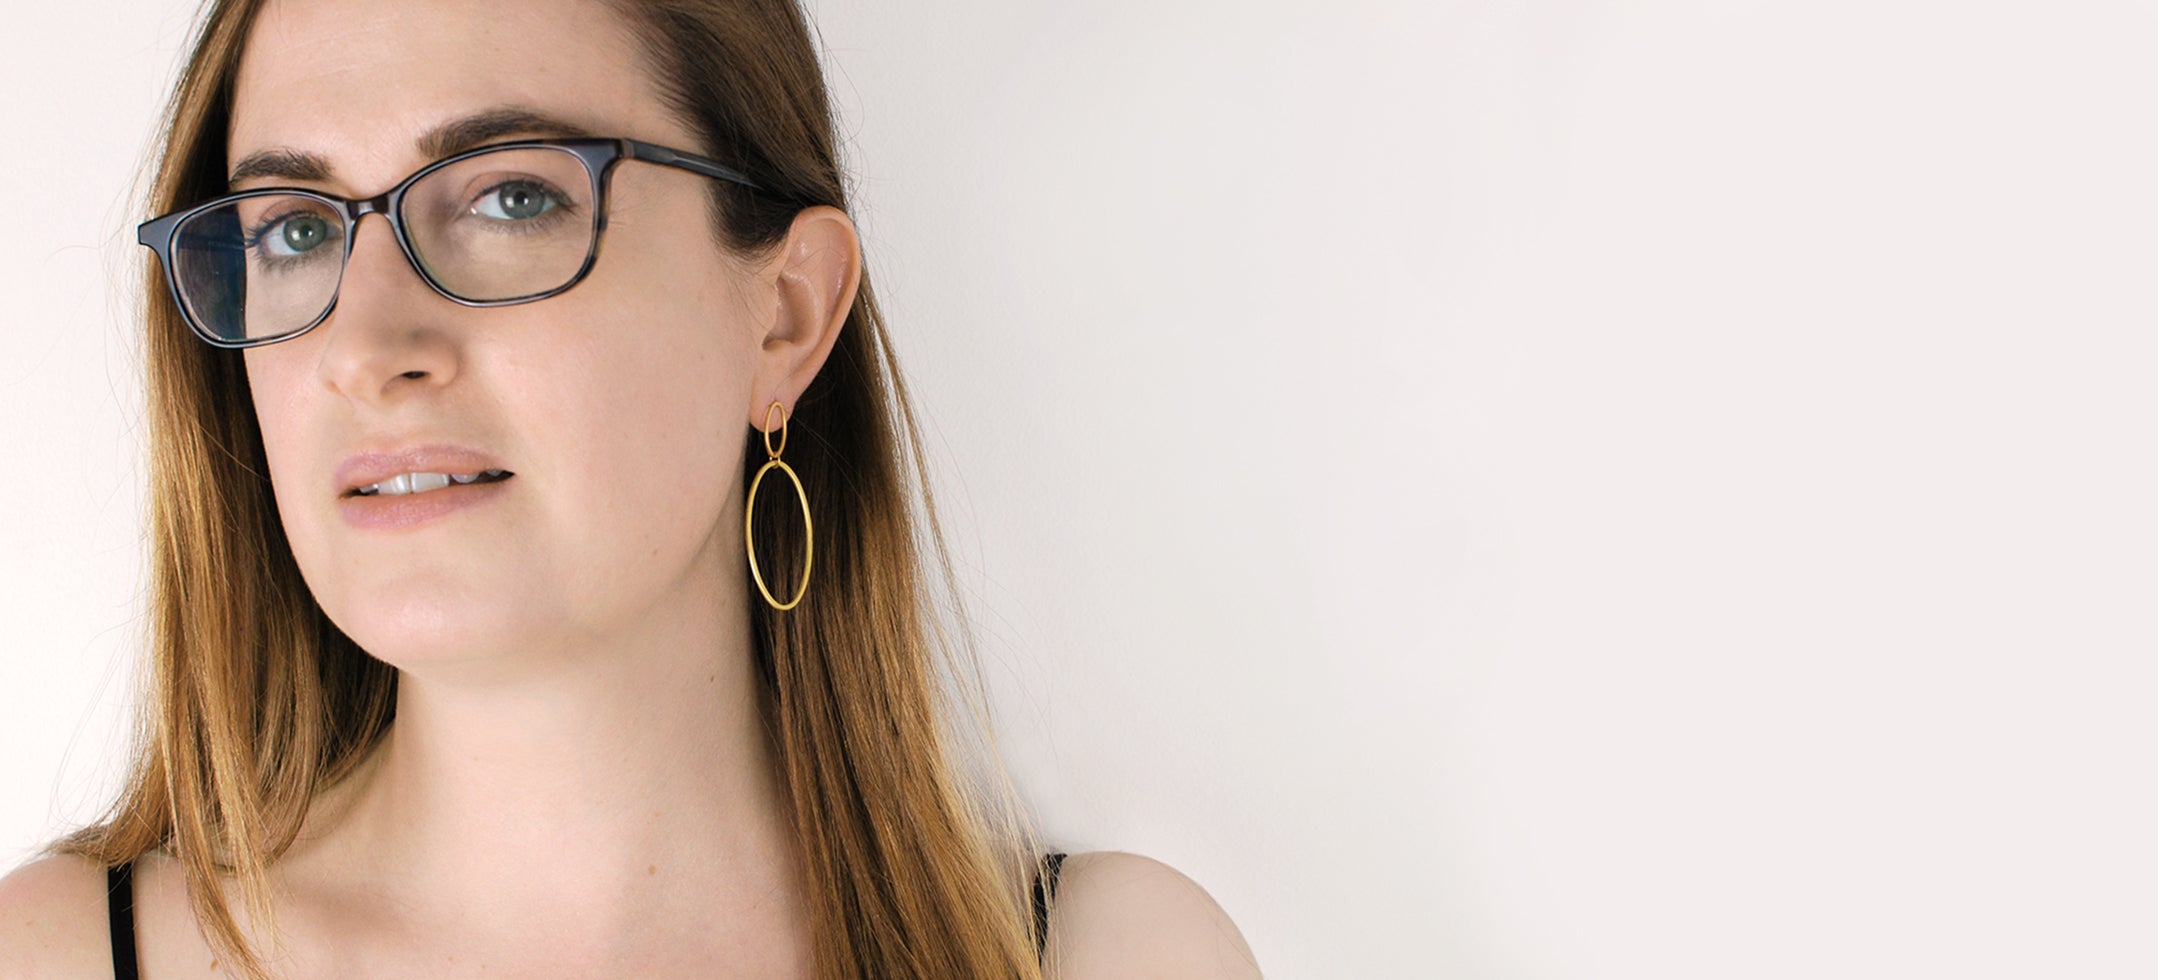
[0,0,1260,977]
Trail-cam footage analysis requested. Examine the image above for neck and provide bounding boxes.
[274,544,804,953]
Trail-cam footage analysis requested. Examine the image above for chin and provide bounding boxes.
[321,582,541,676]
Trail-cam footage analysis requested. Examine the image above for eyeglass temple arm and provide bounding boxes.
[622,139,769,194]
[137,210,183,247]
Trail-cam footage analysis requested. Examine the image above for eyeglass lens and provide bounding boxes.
[167,146,599,344]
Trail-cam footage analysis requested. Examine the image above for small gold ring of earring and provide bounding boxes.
[762,400,788,458]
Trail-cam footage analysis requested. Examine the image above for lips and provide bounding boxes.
[335,445,514,498]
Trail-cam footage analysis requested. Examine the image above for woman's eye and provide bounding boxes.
[472,180,562,221]
[262,213,337,257]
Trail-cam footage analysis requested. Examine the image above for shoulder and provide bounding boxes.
[0,851,117,979]
[1043,850,1261,979]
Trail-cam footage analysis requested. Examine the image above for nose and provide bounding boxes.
[313,211,462,406]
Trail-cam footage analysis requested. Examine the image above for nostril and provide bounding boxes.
[401,370,427,379]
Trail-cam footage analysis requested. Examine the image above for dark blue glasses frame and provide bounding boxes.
[135,137,769,349]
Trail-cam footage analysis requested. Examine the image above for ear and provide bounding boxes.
[749,205,860,432]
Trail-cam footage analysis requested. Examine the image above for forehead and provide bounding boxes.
[230,0,673,188]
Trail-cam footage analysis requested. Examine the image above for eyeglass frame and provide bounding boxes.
[135,136,776,350]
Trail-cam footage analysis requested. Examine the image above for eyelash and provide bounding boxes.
[242,208,342,269]
[462,178,582,234]
[236,178,582,261]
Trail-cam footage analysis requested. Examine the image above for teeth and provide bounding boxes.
[356,469,507,497]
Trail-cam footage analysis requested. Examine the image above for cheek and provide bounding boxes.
[521,289,748,607]
[541,187,750,556]
[568,346,733,518]
[243,350,323,534]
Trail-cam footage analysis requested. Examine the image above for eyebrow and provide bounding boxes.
[226,106,599,188]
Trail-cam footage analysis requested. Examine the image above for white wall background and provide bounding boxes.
[5,1,2154,977]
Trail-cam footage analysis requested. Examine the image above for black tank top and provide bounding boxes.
[108,851,1071,979]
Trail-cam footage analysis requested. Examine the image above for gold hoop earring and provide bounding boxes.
[746,400,813,611]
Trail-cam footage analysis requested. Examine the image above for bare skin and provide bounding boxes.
[0,0,1263,976]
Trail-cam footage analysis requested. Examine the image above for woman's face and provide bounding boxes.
[232,0,781,669]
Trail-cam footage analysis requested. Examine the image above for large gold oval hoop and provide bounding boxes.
[745,401,813,611]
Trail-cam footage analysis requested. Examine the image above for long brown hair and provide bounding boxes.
[43,1,1049,977]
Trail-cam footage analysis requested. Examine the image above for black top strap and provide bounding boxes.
[107,857,140,980]
[1031,851,1068,961]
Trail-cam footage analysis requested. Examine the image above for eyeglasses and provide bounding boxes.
[136,137,770,349]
